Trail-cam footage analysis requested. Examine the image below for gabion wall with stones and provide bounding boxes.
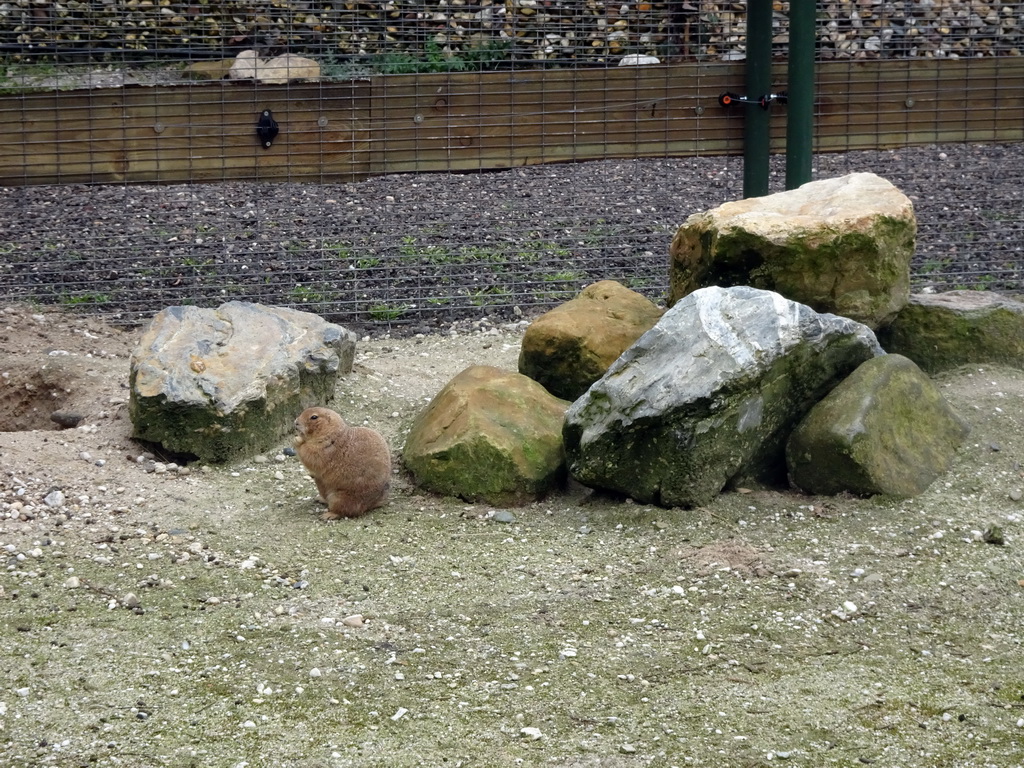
[0,1,1021,65]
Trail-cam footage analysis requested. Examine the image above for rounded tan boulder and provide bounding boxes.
[518,280,664,401]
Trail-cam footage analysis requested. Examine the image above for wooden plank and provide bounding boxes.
[370,63,751,174]
[0,57,1020,185]
[0,80,374,185]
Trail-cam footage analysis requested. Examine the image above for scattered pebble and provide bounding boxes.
[983,524,1005,546]
[43,490,66,509]
[519,727,543,740]
[50,410,84,428]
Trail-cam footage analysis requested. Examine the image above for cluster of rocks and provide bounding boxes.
[813,0,1024,59]
[399,171,1024,507]
[735,0,1024,60]
[127,171,1024,511]
[2,0,1019,68]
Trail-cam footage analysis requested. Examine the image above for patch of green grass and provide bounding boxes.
[975,274,997,288]
[289,285,328,304]
[59,291,112,307]
[623,276,654,291]
[368,302,409,321]
[460,245,509,272]
[517,240,570,263]
[324,241,352,260]
[362,40,514,76]
[918,259,947,275]
[540,269,586,283]
[397,237,466,265]
[468,286,511,306]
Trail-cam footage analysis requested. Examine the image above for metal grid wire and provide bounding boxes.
[0,2,1022,330]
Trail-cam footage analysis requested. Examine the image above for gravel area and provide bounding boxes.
[1,142,1022,334]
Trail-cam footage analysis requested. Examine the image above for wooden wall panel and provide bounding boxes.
[0,58,1020,186]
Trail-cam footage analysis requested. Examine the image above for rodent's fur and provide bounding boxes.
[293,407,391,520]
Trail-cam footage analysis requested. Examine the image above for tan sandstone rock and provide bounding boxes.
[403,365,571,506]
[228,51,321,84]
[669,172,916,329]
[259,54,321,84]
[183,59,235,80]
[228,49,262,80]
[518,280,663,401]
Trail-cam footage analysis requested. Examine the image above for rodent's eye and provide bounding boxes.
[310,414,318,420]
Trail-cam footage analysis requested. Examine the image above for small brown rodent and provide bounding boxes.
[293,406,391,520]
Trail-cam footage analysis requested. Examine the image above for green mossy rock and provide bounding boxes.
[518,280,664,401]
[786,354,971,497]
[563,286,883,508]
[129,302,354,463]
[877,291,1024,373]
[403,365,571,506]
[669,173,915,330]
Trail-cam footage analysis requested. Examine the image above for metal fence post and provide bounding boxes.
[786,0,816,189]
[744,0,774,198]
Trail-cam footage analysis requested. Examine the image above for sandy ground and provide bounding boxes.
[2,303,1024,767]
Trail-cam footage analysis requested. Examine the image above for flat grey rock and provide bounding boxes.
[129,301,355,462]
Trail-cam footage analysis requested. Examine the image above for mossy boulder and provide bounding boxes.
[877,290,1024,373]
[669,172,916,330]
[786,354,970,497]
[129,302,355,463]
[403,366,571,506]
[563,286,883,508]
[518,280,664,401]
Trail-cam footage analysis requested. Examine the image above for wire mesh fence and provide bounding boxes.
[0,2,1022,330]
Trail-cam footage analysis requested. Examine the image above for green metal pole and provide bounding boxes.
[786,0,816,189]
[744,0,773,198]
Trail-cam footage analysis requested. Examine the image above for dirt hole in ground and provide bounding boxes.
[0,361,79,432]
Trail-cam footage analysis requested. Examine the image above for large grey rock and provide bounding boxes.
[877,291,1024,373]
[563,286,883,508]
[518,280,664,401]
[787,354,970,497]
[669,172,916,329]
[129,302,355,463]
[403,366,570,506]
